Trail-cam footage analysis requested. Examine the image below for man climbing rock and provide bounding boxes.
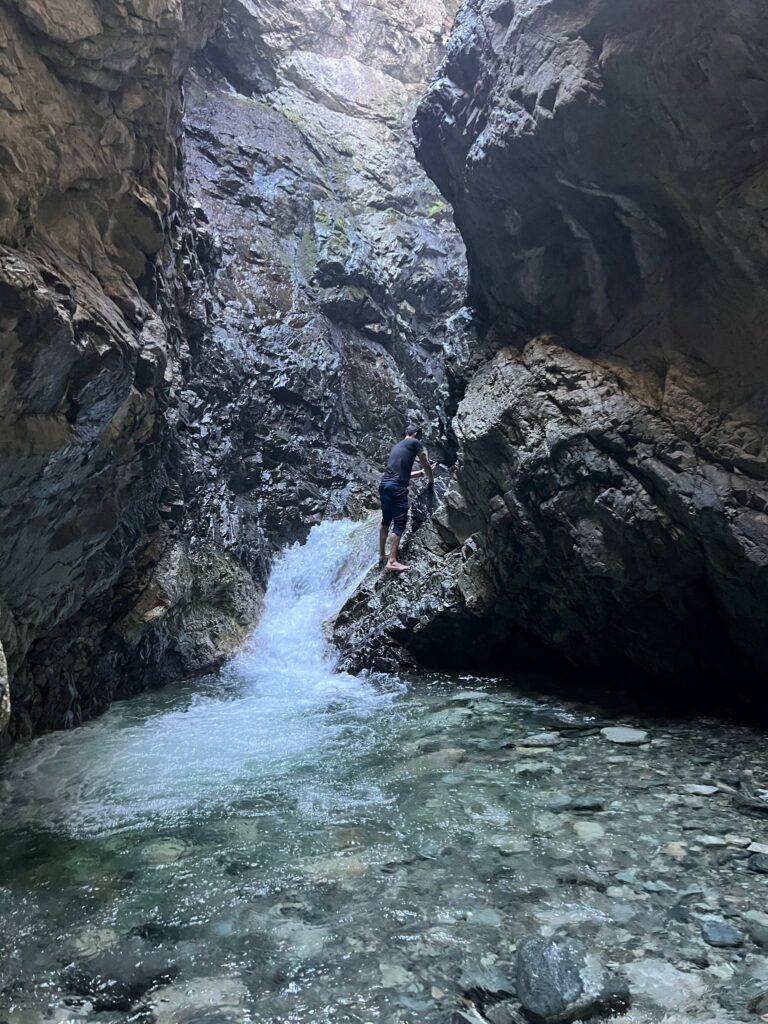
[379,425,434,572]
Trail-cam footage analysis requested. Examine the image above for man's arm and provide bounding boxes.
[417,450,434,484]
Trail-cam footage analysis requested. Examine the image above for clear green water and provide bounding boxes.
[1,520,766,1024]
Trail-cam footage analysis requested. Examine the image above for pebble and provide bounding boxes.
[683,784,719,796]
[519,731,562,747]
[572,820,605,841]
[701,917,744,948]
[662,842,687,861]
[725,834,752,847]
[748,841,768,854]
[601,727,649,745]
[694,834,726,847]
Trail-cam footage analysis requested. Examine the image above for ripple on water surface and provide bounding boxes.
[1,519,767,1024]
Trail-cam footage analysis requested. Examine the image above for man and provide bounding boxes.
[379,424,434,572]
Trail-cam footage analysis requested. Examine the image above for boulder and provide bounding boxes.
[515,938,630,1024]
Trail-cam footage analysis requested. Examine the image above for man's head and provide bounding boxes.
[405,424,422,440]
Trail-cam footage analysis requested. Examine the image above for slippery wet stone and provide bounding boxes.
[701,918,744,948]
[748,853,768,874]
[622,959,707,1011]
[600,727,649,746]
[63,939,179,1010]
[515,938,630,1024]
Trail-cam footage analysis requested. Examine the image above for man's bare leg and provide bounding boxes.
[387,532,409,571]
[378,524,389,567]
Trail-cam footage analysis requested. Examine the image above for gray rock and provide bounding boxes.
[63,939,179,1010]
[335,0,768,692]
[459,961,516,1008]
[748,922,768,949]
[555,865,608,892]
[701,918,743,948]
[520,732,562,748]
[515,938,630,1024]
[600,728,649,746]
[748,853,768,874]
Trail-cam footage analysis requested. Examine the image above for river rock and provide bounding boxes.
[600,728,649,746]
[520,732,562,748]
[701,918,744,948]
[458,961,516,1008]
[748,854,768,874]
[515,938,630,1024]
[63,939,179,1010]
[622,959,706,1011]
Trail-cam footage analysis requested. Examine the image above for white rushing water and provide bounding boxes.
[0,517,389,837]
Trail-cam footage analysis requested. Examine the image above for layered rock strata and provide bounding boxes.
[0,0,466,744]
[0,0,264,745]
[181,0,467,547]
[336,0,768,691]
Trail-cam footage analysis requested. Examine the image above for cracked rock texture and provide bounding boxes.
[336,0,768,691]
[0,0,264,746]
[182,0,467,547]
[0,0,465,746]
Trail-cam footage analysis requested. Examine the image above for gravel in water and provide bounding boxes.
[0,520,766,1023]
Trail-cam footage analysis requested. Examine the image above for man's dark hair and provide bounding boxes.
[405,424,422,438]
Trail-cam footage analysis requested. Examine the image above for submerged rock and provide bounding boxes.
[600,728,649,747]
[64,939,179,1010]
[515,938,629,1024]
[700,918,743,949]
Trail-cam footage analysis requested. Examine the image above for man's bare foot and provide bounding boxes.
[386,560,410,572]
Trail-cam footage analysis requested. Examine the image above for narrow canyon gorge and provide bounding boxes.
[1,0,768,1021]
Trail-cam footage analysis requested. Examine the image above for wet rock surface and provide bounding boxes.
[339,0,768,688]
[0,0,465,744]
[0,0,253,745]
[336,338,768,691]
[182,0,467,547]
[516,937,629,1023]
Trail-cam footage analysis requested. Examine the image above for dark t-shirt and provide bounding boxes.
[381,437,424,488]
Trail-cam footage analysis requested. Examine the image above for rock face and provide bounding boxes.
[0,0,259,745]
[337,0,768,692]
[182,0,467,546]
[0,0,464,745]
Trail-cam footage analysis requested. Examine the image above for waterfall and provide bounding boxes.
[0,517,389,837]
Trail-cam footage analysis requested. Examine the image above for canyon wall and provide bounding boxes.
[181,0,466,549]
[336,0,768,695]
[0,0,249,744]
[0,0,465,745]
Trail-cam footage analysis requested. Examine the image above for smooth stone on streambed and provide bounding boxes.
[572,820,605,842]
[701,917,744,948]
[748,853,768,874]
[622,958,706,1011]
[683,784,719,796]
[520,732,563,748]
[600,727,649,745]
[694,834,726,847]
[515,937,630,1024]
[63,938,179,1010]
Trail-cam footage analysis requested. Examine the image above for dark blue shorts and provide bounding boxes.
[379,480,409,536]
